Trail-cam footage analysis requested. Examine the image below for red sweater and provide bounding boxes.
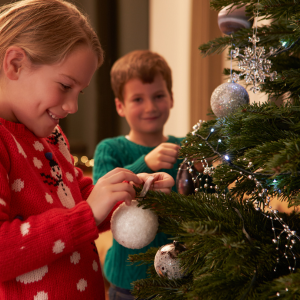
[0,118,114,300]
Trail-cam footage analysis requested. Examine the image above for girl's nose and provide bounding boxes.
[62,96,78,114]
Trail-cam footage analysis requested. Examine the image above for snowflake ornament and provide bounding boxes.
[232,34,278,93]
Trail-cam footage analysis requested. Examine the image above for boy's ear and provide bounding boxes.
[3,46,28,80]
[115,98,126,117]
[170,92,174,108]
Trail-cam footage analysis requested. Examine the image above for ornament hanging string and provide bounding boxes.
[139,176,155,198]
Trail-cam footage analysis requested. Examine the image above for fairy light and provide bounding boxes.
[186,118,300,290]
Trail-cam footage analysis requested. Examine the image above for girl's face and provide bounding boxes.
[5,44,98,137]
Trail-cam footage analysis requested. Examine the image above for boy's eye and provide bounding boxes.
[155,94,165,99]
[133,97,142,102]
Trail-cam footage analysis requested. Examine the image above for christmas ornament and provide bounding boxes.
[231,2,278,93]
[210,82,249,118]
[218,5,253,35]
[111,176,159,249]
[176,162,196,195]
[232,36,278,93]
[154,241,187,279]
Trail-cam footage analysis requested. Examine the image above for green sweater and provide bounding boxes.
[93,135,183,290]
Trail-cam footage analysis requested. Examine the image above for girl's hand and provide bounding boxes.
[87,168,142,226]
[137,172,174,194]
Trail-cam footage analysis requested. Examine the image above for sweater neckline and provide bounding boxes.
[0,117,30,135]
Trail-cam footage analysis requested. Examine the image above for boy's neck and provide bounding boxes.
[127,131,168,147]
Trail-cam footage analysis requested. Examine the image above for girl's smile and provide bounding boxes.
[0,44,98,138]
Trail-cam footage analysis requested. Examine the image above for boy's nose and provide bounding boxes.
[144,99,156,111]
[62,96,78,114]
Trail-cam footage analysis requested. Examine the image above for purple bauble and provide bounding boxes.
[176,162,196,195]
[218,5,253,35]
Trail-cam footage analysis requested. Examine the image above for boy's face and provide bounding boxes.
[115,73,173,136]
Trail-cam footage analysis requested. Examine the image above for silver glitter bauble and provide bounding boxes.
[154,241,186,279]
[111,200,158,249]
[210,82,249,118]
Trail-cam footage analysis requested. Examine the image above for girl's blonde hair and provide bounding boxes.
[0,0,103,68]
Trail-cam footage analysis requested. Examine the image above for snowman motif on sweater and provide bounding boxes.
[42,152,75,209]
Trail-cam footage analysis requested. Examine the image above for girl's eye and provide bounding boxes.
[60,83,71,90]
[155,94,165,99]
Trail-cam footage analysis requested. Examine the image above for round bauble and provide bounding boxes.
[218,5,253,35]
[111,200,158,249]
[210,82,250,118]
[176,162,196,195]
[154,241,186,279]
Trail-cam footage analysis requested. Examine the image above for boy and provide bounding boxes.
[93,50,183,299]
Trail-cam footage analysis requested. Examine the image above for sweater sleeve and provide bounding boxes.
[0,136,99,283]
[0,202,99,283]
[93,139,152,184]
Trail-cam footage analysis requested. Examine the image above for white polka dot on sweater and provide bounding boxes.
[20,222,30,236]
[0,198,6,206]
[34,291,48,300]
[66,172,74,182]
[53,240,65,254]
[12,136,27,158]
[74,168,79,177]
[92,260,98,272]
[33,157,43,169]
[70,252,81,264]
[11,179,24,192]
[45,193,53,204]
[16,265,48,284]
[77,279,87,292]
[33,141,44,151]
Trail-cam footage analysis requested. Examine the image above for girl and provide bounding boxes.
[0,1,174,299]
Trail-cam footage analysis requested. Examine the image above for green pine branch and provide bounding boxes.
[131,190,300,299]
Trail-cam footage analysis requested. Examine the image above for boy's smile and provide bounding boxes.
[115,73,173,145]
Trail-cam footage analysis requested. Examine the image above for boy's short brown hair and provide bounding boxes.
[110,50,172,101]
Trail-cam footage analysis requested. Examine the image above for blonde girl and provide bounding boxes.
[0,1,174,299]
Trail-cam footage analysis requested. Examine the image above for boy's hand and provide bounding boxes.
[137,172,174,194]
[87,168,142,226]
[145,143,181,171]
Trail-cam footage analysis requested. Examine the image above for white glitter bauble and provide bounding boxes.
[154,241,186,279]
[111,200,159,249]
[210,82,250,118]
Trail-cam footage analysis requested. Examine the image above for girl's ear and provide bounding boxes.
[3,46,27,80]
[115,98,126,117]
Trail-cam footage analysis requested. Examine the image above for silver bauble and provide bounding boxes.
[154,241,186,279]
[218,5,253,35]
[210,82,249,118]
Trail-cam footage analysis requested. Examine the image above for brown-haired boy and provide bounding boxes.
[93,50,183,299]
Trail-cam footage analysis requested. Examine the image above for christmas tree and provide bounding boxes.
[129,1,300,299]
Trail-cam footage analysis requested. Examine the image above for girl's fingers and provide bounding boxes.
[137,172,175,190]
[100,167,134,179]
[100,168,142,185]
